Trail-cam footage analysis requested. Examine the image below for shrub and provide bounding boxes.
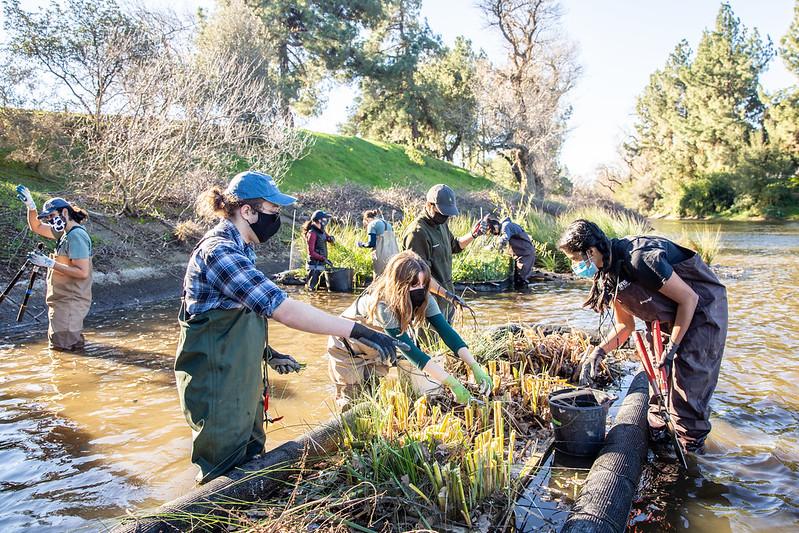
[681,225,721,265]
[677,175,736,217]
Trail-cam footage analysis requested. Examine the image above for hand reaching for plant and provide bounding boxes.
[444,376,473,405]
[470,363,493,395]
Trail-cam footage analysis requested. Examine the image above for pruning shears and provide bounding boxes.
[633,323,688,469]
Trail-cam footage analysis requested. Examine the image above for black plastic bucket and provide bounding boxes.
[548,388,616,457]
[324,268,354,292]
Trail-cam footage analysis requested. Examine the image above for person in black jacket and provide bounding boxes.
[487,216,537,291]
[558,219,727,454]
[303,210,335,290]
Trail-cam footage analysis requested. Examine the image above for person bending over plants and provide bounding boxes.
[326,250,492,409]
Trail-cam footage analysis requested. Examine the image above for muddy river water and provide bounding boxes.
[0,221,797,531]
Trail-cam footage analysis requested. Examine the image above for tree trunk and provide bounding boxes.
[442,134,462,162]
[515,146,544,199]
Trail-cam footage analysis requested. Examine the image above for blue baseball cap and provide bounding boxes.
[311,210,331,221]
[225,171,296,206]
[37,197,71,219]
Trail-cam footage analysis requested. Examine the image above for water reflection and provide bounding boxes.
[0,221,797,530]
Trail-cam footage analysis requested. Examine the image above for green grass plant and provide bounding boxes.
[293,205,651,282]
[560,206,651,239]
[681,225,721,265]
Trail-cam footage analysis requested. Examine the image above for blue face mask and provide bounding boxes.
[572,257,598,278]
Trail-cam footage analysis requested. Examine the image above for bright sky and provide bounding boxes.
[4,0,796,179]
[301,0,797,180]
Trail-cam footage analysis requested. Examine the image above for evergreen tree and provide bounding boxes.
[246,0,385,116]
[629,3,781,215]
[413,37,479,161]
[344,0,443,148]
[781,0,799,76]
[683,3,772,172]
[768,1,799,162]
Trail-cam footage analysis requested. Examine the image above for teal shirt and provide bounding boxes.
[54,226,92,260]
[366,219,392,236]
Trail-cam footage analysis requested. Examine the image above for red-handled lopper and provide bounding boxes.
[634,327,688,468]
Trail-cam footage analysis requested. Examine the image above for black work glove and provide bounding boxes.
[349,323,404,366]
[657,342,679,371]
[471,216,489,238]
[579,346,606,385]
[264,346,302,374]
[443,289,474,314]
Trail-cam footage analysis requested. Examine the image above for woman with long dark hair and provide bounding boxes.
[558,219,727,454]
[17,186,93,351]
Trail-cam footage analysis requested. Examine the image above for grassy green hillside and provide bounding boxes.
[0,149,66,264]
[281,132,496,192]
[1,131,500,273]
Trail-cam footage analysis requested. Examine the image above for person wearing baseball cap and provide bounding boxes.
[15,185,93,351]
[400,184,489,321]
[302,209,336,290]
[175,171,402,483]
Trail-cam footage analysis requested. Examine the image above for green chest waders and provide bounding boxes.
[175,304,267,483]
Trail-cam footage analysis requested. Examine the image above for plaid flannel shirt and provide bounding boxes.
[183,220,287,317]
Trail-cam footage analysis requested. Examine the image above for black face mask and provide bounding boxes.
[409,288,427,309]
[250,212,281,243]
[430,211,449,225]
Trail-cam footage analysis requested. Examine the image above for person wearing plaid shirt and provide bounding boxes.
[183,218,287,317]
[175,171,401,483]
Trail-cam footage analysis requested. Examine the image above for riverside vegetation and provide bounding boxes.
[291,203,719,285]
[133,325,631,531]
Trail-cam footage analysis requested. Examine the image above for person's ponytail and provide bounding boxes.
[67,205,89,223]
[196,186,260,221]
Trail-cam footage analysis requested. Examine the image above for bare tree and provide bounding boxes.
[77,49,310,216]
[475,0,579,198]
[2,0,179,129]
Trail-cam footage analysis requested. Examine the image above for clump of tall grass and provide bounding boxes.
[681,225,721,265]
[559,206,651,239]
[413,215,508,282]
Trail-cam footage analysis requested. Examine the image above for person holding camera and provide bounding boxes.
[16,186,93,351]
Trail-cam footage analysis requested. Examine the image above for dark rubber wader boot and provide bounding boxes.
[175,304,268,483]
[509,236,536,289]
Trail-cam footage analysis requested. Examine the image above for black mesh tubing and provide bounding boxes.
[561,371,650,533]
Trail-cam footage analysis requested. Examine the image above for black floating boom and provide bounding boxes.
[561,371,650,533]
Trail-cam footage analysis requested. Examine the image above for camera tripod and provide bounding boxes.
[0,243,46,323]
